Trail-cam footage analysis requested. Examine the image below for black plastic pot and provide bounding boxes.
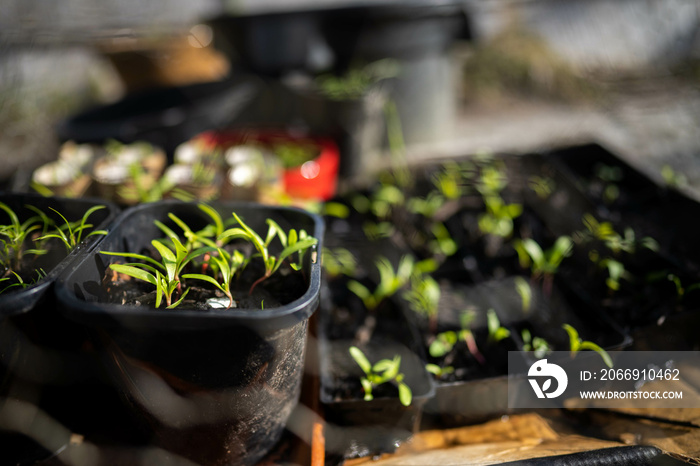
[318,276,435,460]
[209,12,326,77]
[421,271,630,426]
[57,77,258,157]
[0,193,119,463]
[321,3,468,146]
[55,200,323,466]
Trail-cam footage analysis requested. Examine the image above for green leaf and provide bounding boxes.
[521,239,545,270]
[349,346,372,375]
[151,240,177,280]
[109,264,157,286]
[562,324,580,352]
[578,341,613,368]
[372,359,395,373]
[182,273,225,292]
[100,251,164,271]
[266,219,287,247]
[273,237,318,274]
[398,382,412,406]
[198,204,224,237]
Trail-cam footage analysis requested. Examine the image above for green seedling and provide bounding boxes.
[322,202,351,219]
[562,323,613,368]
[598,258,631,292]
[0,271,26,295]
[321,247,357,278]
[476,162,508,197]
[528,176,555,200]
[429,310,484,364]
[362,221,396,241]
[487,308,510,344]
[478,195,523,238]
[603,227,658,255]
[0,202,48,272]
[218,213,318,295]
[347,255,414,311]
[38,206,107,253]
[514,276,532,313]
[425,364,454,378]
[431,160,474,200]
[513,236,573,295]
[403,273,441,325]
[119,163,175,203]
[315,58,399,101]
[428,222,458,258]
[521,329,552,359]
[664,274,700,303]
[182,248,245,309]
[102,236,213,308]
[407,191,447,219]
[349,346,412,406]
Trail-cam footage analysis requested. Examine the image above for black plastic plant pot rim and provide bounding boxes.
[55,200,324,332]
[0,193,119,318]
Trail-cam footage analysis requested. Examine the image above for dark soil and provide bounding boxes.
[100,248,308,310]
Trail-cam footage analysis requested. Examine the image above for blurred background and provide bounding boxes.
[1,0,700,197]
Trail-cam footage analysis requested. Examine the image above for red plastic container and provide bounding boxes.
[200,130,340,201]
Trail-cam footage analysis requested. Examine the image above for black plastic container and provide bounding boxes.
[318,276,435,461]
[55,200,323,466]
[421,272,630,427]
[0,193,118,463]
[57,77,257,157]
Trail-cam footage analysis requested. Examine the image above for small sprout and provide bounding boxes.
[476,162,508,196]
[182,248,245,309]
[431,160,473,200]
[478,195,523,238]
[347,255,414,311]
[321,247,357,278]
[521,329,552,359]
[528,176,555,200]
[665,274,700,302]
[428,222,457,258]
[429,330,458,358]
[0,202,49,271]
[368,184,405,220]
[425,363,454,378]
[39,206,108,253]
[403,274,441,323]
[362,221,396,241]
[322,202,350,219]
[514,276,532,313]
[487,309,510,344]
[513,236,573,295]
[218,213,318,294]
[598,258,631,292]
[562,324,612,368]
[102,238,212,309]
[407,191,447,218]
[349,346,412,406]
[429,310,484,364]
